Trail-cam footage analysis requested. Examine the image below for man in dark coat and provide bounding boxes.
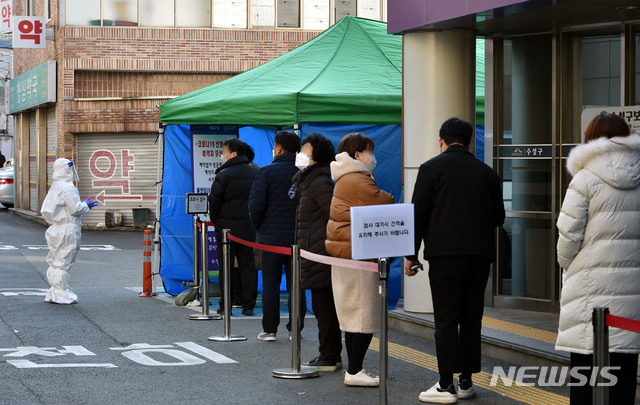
[291,134,342,371]
[405,118,505,403]
[0,150,5,167]
[249,131,305,341]
[209,138,258,315]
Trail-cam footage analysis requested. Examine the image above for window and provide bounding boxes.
[358,0,379,21]
[66,0,101,26]
[335,0,355,22]
[104,0,138,26]
[252,0,275,27]
[213,0,247,28]
[277,0,299,28]
[140,0,174,27]
[303,0,328,30]
[176,0,211,27]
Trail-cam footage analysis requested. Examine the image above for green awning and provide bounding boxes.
[159,16,403,126]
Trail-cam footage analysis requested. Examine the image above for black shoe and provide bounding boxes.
[216,307,223,314]
[457,379,475,399]
[301,356,342,372]
[242,308,254,316]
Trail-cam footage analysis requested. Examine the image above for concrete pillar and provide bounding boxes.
[403,29,476,313]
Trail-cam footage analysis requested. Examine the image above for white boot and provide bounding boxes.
[45,268,78,304]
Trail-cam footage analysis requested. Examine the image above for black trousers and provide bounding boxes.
[428,256,491,375]
[216,238,257,310]
[261,250,306,334]
[569,352,638,405]
[311,287,342,363]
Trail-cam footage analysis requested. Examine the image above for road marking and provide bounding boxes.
[7,360,117,369]
[370,337,569,405]
[175,342,237,364]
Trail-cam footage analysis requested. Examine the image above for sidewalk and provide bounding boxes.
[389,305,640,388]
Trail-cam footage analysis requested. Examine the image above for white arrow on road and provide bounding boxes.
[7,360,117,369]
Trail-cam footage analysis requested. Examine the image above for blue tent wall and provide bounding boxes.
[160,123,402,308]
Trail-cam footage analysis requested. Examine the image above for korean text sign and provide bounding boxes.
[1,0,11,33]
[190,124,239,196]
[12,16,45,48]
[8,60,56,114]
[350,203,415,260]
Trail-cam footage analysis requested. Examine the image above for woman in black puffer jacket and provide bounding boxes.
[291,133,342,372]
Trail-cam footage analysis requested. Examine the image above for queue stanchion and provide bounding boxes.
[192,216,201,303]
[209,229,246,341]
[273,245,318,379]
[189,220,221,321]
[592,307,609,405]
[378,258,389,405]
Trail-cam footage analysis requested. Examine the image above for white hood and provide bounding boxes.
[566,134,640,190]
[52,158,74,182]
[330,152,369,182]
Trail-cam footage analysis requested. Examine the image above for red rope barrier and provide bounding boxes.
[227,233,292,256]
[606,314,640,334]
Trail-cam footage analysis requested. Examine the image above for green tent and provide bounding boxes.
[159,16,402,126]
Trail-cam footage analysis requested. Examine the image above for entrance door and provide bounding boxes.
[493,34,558,312]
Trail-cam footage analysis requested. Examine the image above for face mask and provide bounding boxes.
[219,155,227,164]
[272,148,276,159]
[295,153,310,170]
[365,154,377,172]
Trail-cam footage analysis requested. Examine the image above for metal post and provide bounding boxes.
[592,307,609,405]
[192,215,200,302]
[379,258,389,405]
[209,229,246,341]
[139,229,156,297]
[273,245,318,379]
[190,220,221,320]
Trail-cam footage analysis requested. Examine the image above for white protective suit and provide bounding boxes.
[40,158,90,304]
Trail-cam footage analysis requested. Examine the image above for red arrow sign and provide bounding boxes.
[95,190,143,204]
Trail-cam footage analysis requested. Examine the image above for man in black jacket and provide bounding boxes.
[209,138,258,316]
[405,118,505,404]
[249,131,305,341]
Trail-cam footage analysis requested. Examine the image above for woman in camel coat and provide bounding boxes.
[326,132,394,387]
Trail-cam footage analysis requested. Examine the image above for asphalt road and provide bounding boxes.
[0,207,555,404]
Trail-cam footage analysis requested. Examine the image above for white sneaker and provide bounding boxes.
[457,379,475,399]
[257,331,276,341]
[344,368,379,387]
[418,382,457,404]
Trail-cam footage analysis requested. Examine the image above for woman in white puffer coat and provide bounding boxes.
[556,113,640,404]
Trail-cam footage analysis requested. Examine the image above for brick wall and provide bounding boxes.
[12,0,321,160]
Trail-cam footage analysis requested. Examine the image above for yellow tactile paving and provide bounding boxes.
[481,316,640,365]
[482,316,558,344]
[370,337,569,405]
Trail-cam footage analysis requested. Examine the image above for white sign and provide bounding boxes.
[0,0,11,33]
[581,106,640,140]
[350,203,415,260]
[191,133,236,195]
[12,16,45,49]
[186,193,208,214]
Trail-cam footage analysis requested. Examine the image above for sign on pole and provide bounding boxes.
[0,0,11,33]
[12,16,46,48]
[186,193,208,215]
[350,203,415,260]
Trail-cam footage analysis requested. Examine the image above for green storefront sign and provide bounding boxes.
[8,60,56,114]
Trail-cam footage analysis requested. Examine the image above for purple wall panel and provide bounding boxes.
[388,0,530,33]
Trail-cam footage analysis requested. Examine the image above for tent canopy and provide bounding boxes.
[159,16,402,126]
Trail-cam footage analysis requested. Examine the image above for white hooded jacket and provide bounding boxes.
[41,159,89,226]
[555,134,640,354]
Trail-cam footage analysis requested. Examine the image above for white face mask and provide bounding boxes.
[365,154,377,172]
[295,153,310,170]
[272,148,276,159]
[219,155,227,164]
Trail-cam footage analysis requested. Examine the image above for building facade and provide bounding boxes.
[11,0,386,225]
[390,0,640,313]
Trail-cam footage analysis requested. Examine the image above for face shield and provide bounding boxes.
[67,161,80,183]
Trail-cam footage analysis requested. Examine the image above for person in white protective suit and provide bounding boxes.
[40,158,97,304]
